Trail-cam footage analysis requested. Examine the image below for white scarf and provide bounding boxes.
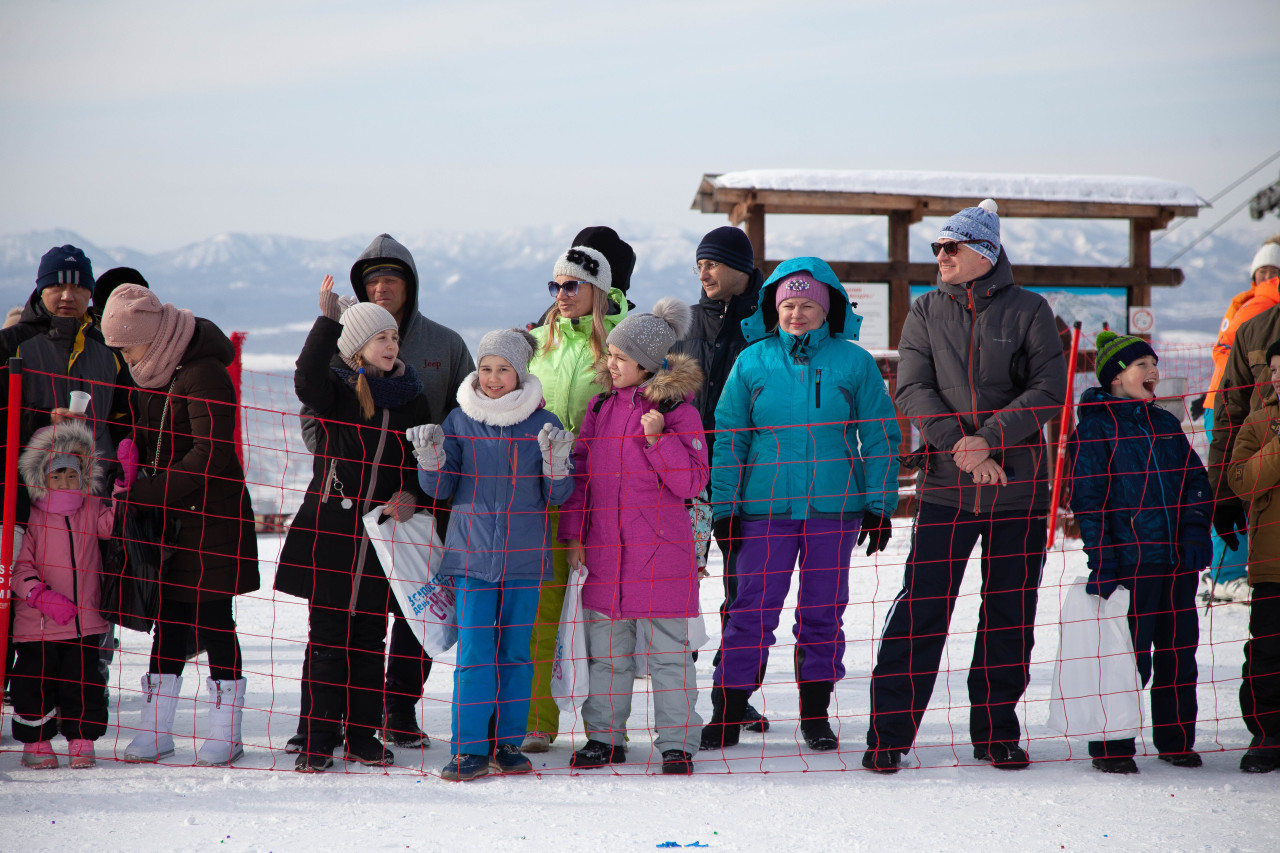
[457,373,545,427]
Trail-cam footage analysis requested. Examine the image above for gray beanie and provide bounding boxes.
[552,245,612,293]
[49,453,83,481]
[477,327,538,384]
[338,302,398,368]
[607,297,693,374]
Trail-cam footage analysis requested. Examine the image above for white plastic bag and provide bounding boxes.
[550,565,590,713]
[362,509,456,657]
[1046,578,1144,739]
[687,611,710,651]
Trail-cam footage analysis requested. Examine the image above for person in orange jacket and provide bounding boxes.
[1203,238,1280,601]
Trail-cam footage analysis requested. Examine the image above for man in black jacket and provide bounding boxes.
[669,226,770,738]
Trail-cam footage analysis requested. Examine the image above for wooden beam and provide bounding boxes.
[887,211,911,349]
[699,186,1198,221]
[1130,219,1153,336]
[762,260,1183,288]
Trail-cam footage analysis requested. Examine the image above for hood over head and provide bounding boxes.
[349,234,420,334]
[742,256,862,344]
[19,420,101,500]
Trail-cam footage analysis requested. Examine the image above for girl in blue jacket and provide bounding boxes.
[411,328,575,781]
[702,257,901,753]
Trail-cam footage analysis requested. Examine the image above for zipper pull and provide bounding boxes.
[815,368,823,408]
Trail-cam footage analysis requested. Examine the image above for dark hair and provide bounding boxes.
[1267,339,1280,365]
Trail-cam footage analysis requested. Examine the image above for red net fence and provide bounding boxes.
[0,338,1266,776]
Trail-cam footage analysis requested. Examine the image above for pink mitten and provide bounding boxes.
[116,438,139,491]
[28,584,77,626]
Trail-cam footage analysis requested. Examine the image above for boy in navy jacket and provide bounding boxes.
[1069,331,1212,773]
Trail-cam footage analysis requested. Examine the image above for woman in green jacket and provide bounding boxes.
[522,241,629,752]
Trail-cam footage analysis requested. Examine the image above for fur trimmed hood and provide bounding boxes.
[19,421,101,500]
[592,351,704,406]
[457,373,547,427]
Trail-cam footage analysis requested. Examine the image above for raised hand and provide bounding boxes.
[538,423,575,479]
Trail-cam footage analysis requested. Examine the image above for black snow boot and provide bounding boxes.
[699,686,750,751]
[741,702,770,733]
[798,681,838,751]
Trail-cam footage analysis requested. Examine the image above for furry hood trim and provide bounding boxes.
[457,373,547,427]
[592,351,704,406]
[19,421,101,500]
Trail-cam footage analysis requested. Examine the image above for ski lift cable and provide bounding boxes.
[1151,146,1280,246]
[1160,194,1256,267]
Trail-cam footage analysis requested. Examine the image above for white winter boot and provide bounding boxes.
[196,677,247,766]
[124,673,182,763]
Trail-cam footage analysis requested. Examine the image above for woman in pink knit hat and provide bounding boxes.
[100,284,260,767]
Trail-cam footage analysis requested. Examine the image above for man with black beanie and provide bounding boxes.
[669,225,770,738]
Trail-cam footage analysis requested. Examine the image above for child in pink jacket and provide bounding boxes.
[560,298,709,775]
[10,421,126,769]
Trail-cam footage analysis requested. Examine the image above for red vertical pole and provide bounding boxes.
[1047,322,1083,548]
[229,332,247,468]
[1,357,24,701]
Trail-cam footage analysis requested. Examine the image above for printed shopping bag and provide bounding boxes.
[362,508,456,657]
[1046,578,1144,739]
[550,565,590,713]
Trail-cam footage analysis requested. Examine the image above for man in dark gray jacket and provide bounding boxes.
[290,234,474,753]
[862,200,1066,774]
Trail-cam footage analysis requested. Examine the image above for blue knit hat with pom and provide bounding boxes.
[938,199,1002,266]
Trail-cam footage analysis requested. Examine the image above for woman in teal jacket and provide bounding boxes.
[702,256,901,753]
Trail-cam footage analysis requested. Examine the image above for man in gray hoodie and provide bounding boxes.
[289,234,474,753]
[862,201,1066,774]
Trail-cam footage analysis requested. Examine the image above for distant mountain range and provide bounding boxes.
[4,217,1276,368]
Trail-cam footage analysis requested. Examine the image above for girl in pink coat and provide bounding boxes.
[10,421,124,769]
[559,298,709,775]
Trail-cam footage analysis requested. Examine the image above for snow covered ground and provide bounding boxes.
[2,524,1274,853]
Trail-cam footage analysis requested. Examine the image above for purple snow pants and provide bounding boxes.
[713,518,859,691]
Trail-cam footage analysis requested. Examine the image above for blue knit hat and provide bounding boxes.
[36,245,94,292]
[697,226,755,275]
[937,199,1001,267]
[1095,330,1157,389]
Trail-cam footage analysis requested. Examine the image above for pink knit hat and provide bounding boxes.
[774,272,829,314]
[101,284,196,389]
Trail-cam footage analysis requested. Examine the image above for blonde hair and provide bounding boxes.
[541,287,611,362]
[353,354,377,420]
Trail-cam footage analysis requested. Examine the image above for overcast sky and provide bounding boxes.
[2,0,1278,253]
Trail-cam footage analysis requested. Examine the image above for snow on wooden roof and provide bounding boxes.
[694,169,1204,221]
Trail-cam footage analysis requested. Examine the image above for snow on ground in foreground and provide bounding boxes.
[2,525,1275,853]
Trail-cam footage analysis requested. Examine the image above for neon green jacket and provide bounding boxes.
[529,287,628,434]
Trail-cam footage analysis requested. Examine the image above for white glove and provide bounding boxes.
[537,423,575,480]
[407,424,446,471]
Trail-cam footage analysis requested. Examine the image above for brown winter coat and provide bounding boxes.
[1227,401,1280,585]
[125,319,259,602]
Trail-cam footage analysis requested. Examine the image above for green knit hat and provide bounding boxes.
[1095,330,1157,389]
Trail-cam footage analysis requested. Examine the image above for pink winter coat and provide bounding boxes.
[13,420,114,642]
[559,354,709,619]
[13,495,114,643]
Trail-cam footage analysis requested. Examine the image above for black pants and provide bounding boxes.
[1089,564,1200,758]
[867,503,1046,750]
[1242,582,1280,740]
[302,603,388,749]
[149,596,242,681]
[10,634,109,743]
[384,606,434,714]
[711,526,743,668]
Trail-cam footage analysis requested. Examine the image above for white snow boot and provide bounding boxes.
[124,673,182,763]
[196,677,247,766]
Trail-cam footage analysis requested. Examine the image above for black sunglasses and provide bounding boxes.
[548,280,589,297]
[931,239,993,257]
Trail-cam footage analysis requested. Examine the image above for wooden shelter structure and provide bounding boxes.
[691,169,1204,346]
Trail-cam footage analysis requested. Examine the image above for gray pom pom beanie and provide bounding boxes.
[476,327,538,384]
[607,296,693,374]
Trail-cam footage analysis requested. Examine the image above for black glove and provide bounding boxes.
[1212,501,1247,552]
[1086,562,1119,599]
[712,516,741,554]
[856,510,891,555]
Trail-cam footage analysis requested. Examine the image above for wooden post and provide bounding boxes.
[888,211,911,349]
[744,203,765,269]
[1130,218,1153,338]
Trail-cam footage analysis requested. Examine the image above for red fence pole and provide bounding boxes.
[1047,322,1082,548]
[229,331,247,468]
[1,357,23,701]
